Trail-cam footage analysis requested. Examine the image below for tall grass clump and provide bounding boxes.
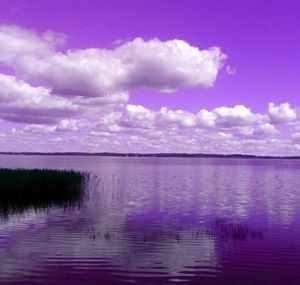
[0,168,89,218]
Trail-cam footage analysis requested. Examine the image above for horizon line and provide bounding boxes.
[0,152,299,160]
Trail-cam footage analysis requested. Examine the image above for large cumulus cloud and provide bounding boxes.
[0,25,226,97]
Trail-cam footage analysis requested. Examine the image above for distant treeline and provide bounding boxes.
[0,152,299,159]
[0,168,89,218]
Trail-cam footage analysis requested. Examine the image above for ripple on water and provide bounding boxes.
[0,156,300,284]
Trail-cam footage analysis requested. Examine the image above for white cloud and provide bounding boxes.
[268,102,297,124]
[196,105,265,129]
[89,104,282,142]
[196,109,216,128]
[213,105,257,127]
[0,25,226,97]
[0,74,78,123]
[55,119,79,132]
[0,25,64,65]
[156,108,197,128]
[291,132,300,142]
[252,123,279,138]
[94,112,122,133]
[0,73,128,124]
[119,105,156,129]
[115,38,226,92]
[231,123,279,139]
[22,124,56,134]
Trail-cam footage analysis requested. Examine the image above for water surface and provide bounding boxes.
[0,155,300,284]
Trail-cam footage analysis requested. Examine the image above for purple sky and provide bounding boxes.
[0,0,299,155]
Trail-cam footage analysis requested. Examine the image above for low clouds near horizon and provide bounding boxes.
[0,25,299,155]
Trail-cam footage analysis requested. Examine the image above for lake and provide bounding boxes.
[0,155,300,284]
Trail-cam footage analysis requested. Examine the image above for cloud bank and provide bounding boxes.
[0,25,299,155]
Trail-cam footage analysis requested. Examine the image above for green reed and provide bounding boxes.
[0,168,89,217]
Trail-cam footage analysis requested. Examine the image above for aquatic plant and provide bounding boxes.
[213,218,263,241]
[0,168,89,218]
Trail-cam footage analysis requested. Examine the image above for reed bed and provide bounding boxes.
[0,168,89,217]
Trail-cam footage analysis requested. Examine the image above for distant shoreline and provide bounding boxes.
[0,152,299,160]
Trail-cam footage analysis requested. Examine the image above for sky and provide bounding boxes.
[0,0,299,155]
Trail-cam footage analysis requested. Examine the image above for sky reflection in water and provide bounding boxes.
[0,155,300,284]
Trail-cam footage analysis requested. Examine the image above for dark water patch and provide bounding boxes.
[0,168,91,219]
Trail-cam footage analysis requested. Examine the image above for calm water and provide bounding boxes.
[0,155,300,285]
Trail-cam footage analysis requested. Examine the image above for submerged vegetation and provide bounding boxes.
[0,168,89,218]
